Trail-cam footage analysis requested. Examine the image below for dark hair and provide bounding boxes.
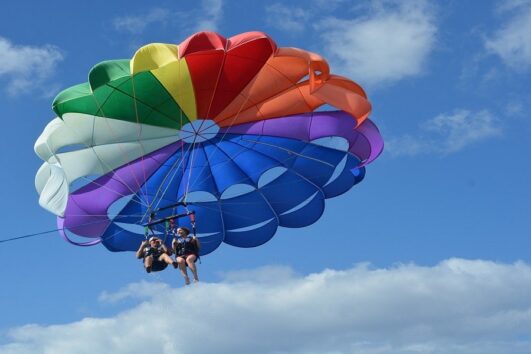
[178,227,190,235]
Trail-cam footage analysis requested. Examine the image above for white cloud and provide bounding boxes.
[265,4,312,33]
[195,0,223,32]
[113,1,223,36]
[97,281,170,303]
[262,1,436,87]
[316,0,437,87]
[2,259,531,354]
[485,1,531,70]
[113,8,170,35]
[386,109,501,156]
[505,100,526,117]
[496,0,531,13]
[0,37,63,96]
[313,0,348,11]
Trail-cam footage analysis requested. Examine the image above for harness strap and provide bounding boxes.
[189,212,197,236]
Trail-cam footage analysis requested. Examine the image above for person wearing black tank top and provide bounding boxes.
[172,227,201,285]
[136,236,178,273]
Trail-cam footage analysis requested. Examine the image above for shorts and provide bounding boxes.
[177,253,198,264]
[145,258,168,273]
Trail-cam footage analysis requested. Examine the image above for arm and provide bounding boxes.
[136,241,148,259]
[172,237,177,254]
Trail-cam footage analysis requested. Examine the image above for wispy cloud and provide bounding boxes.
[264,0,352,33]
[98,281,170,303]
[195,0,223,32]
[113,1,224,38]
[485,1,531,71]
[316,0,437,87]
[265,4,312,33]
[496,0,531,14]
[2,259,531,354]
[0,37,63,97]
[113,8,170,35]
[386,109,502,156]
[264,1,437,87]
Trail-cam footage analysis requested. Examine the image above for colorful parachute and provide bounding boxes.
[34,31,383,255]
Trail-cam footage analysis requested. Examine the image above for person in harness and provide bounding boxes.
[136,236,178,273]
[172,226,200,284]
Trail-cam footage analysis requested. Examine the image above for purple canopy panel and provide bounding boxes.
[353,119,384,167]
[58,142,183,243]
[220,111,383,166]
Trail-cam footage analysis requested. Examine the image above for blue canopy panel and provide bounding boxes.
[201,142,254,191]
[323,159,366,198]
[140,148,187,207]
[218,190,278,247]
[227,134,364,197]
[110,195,145,224]
[212,137,280,184]
[103,133,367,254]
[177,145,220,198]
[228,134,306,169]
[259,169,325,228]
[101,223,146,252]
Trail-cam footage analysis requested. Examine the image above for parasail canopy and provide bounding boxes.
[35,31,384,255]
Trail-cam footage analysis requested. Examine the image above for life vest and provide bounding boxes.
[143,245,164,258]
[174,236,198,256]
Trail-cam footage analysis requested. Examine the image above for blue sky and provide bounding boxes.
[0,0,530,353]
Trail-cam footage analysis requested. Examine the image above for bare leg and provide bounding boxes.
[144,256,154,273]
[186,255,199,282]
[159,254,178,268]
[177,257,190,284]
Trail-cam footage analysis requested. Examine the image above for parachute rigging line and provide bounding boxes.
[34,31,384,255]
[0,214,139,245]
